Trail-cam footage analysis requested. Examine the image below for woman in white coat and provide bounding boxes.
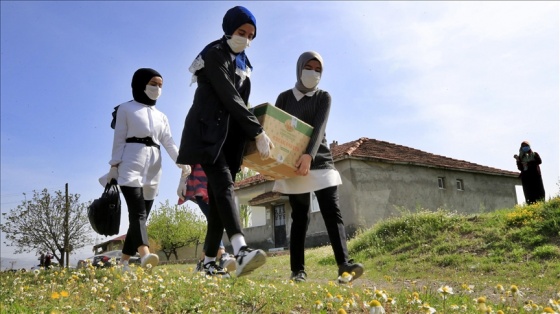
[107,68,190,270]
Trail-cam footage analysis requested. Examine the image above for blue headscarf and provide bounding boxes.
[189,6,256,85]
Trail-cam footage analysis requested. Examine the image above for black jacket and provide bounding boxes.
[177,41,263,172]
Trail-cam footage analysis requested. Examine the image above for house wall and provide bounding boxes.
[156,245,201,263]
[235,158,519,251]
[251,206,267,226]
[335,158,519,233]
[94,241,124,255]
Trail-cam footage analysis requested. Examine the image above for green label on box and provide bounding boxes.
[252,103,313,136]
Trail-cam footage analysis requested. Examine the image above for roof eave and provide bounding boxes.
[333,154,519,178]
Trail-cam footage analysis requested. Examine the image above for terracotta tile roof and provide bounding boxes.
[235,137,518,188]
[331,137,518,177]
[111,234,127,241]
[248,191,287,206]
[235,174,269,188]
[93,234,126,249]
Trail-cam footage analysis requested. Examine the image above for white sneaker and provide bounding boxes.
[121,263,132,273]
[219,253,237,272]
[140,253,159,269]
[235,247,266,277]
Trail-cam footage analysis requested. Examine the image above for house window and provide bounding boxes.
[311,193,320,212]
[438,177,445,189]
[274,205,285,226]
[456,179,464,191]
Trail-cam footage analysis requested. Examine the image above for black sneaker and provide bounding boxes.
[235,246,266,277]
[290,270,307,283]
[337,259,364,283]
[202,261,230,278]
[195,259,204,272]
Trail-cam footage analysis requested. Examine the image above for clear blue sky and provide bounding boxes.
[1,1,558,270]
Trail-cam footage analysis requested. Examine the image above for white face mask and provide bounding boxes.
[144,85,161,100]
[301,69,321,89]
[227,35,251,53]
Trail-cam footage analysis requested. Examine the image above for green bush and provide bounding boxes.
[532,244,560,260]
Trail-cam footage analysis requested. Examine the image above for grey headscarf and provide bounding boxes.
[295,51,323,94]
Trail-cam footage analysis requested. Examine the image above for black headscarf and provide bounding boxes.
[131,68,162,106]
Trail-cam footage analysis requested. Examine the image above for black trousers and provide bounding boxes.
[201,152,243,258]
[289,185,349,272]
[120,186,154,256]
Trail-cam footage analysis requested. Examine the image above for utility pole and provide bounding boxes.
[64,183,70,268]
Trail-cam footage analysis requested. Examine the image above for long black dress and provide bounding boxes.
[516,151,545,204]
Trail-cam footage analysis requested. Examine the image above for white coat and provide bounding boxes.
[100,100,179,200]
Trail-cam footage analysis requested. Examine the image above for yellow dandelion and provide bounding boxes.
[374,289,387,302]
[336,309,347,314]
[51,291,60,299]
[511,285,524,297]
[549,298,560,310]
[542,307,558,313]
[338,271,353,283]
[462,283,475,293]
[410,292,422,304]
[369,300,386,314]
[494,284,505,294]
[60,290,69,298]
[420,303,436,314]
[438,285,454,298]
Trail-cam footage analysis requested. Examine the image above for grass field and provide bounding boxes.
[1,197,559,313]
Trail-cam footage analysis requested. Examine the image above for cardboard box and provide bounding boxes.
[243,103,313,179]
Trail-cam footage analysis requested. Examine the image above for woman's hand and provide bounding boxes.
[177,164,191,177]
[177,174,187,201]
[295,154,312,176]
[107,165,119,183]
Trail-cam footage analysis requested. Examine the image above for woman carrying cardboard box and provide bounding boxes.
[176,6,274,278]
[272,51,364,283]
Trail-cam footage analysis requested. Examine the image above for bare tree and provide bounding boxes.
[0,188,92,267]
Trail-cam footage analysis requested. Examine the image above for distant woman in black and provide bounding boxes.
[514,141,545,204]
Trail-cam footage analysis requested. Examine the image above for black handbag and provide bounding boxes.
[88,179,121,236]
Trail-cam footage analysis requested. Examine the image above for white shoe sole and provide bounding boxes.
[141,254,159,268]
[222,258,237,272]
[236,250,266,277]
